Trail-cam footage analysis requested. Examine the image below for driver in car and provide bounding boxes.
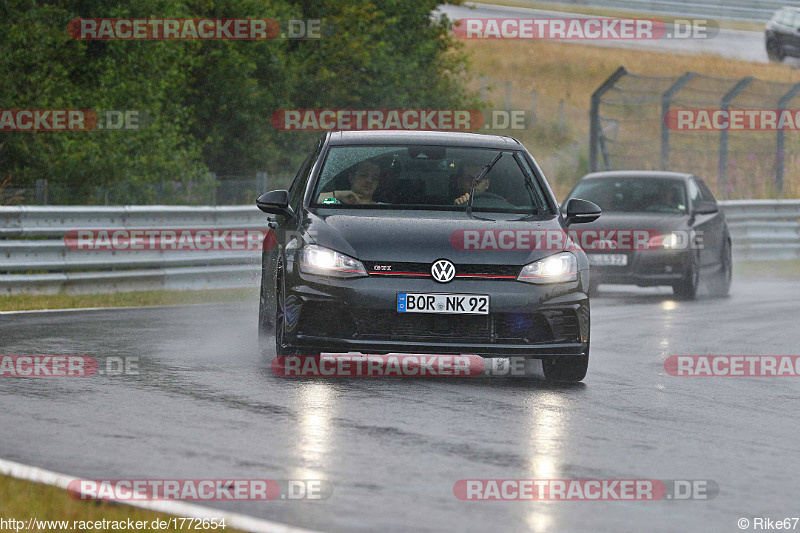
[452,163,489,205]
[650,186,683,212]
[318,161,382,205]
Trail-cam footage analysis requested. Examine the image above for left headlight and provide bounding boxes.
[517,252,578,284]
[299,244,368,278]
[648,231,683,249]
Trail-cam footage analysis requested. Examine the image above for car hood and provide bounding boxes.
[579,213,690,233]
[305,210,567,265]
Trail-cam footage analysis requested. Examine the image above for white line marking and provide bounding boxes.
[0,457,324,533]
[0,302,251,316]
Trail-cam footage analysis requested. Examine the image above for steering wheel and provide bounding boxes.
[470,191,516,209]
[472,192,505,201]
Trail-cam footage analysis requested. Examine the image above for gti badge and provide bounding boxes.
[431,259,456,283]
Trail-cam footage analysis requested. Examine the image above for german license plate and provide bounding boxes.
[588,254,628,266]
[397,293,489,315]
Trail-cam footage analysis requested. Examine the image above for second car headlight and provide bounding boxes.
[648,232,683,249]
[299,244,367,278]
[517,252,578,284]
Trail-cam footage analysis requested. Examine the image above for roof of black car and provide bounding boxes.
[327,130,522,149]
[580,170,694,181]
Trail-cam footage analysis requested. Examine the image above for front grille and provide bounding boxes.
[363,261,519,280]
[298,302,582,346]
[352,310,490,340]
[349,309,581,345]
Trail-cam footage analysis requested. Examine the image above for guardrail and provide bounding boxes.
[0,206,266,295]
[0,201,797,294]
[720,200,800,261]
[521,0,793,23]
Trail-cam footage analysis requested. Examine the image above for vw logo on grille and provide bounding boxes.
[431,259,456,283]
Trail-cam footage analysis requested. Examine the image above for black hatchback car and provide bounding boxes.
[765,7,800,62]
[256,131,601,381]
[563,171,732,299]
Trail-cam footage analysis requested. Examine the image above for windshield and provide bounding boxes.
[310,145,552,215]
[567,177,687,215]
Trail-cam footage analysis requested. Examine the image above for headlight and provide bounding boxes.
[648,232,684,249]
[517,252,578,284]
[299,244,367,278]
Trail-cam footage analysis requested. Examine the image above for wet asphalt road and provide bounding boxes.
[1,274,800,532]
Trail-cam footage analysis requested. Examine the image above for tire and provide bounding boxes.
[274,264,319,365]
[672,253,699,300]
[767,40,785,62]
[542,353,589,382]
[588,279,599,298]
[707,239,732,297]
[258,267,272,344]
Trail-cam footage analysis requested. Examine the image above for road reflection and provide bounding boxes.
[525,391,567,533]
[289,380,336,480]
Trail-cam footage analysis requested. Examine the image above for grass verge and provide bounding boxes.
[0,288,257,312]
[464,39,800,110]
[0,474,245,533]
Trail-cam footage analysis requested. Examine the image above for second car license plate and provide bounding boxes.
[588,254,628,266]
[397,293,489,315]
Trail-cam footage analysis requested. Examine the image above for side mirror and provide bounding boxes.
[693,201,718,215]
[565,198,602,226]
[256,190,293,217]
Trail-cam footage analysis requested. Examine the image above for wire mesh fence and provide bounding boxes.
[466,73,590,196]
[591,66,800,199]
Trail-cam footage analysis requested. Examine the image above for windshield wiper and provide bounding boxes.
[513,152,546,217]
[466,152,503,220]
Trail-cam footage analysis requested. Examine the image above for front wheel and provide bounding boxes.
[767,40,785,62]
[542,353,589,382]
[274,266,319,365]
[672,253,699,300]
[706,240,732,297]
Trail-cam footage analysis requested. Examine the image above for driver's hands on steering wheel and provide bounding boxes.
[453,192,471,205]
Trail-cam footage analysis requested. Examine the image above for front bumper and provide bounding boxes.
[282,270,590,358]
[589,249,691,287]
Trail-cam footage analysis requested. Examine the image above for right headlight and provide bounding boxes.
[299,244,368,278]
[517,252,578,284]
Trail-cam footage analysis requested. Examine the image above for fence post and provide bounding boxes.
[660,72,697,170]
[505,81,512,111]
[480,75,487,102]
[558,100,565,129]
[718,76,753,198]
[209,171,218,205]
[35,179,47,204]
[590,66,627,172]
[775,82,800,195]
[530,91,537,128]
[257,171,268,193]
